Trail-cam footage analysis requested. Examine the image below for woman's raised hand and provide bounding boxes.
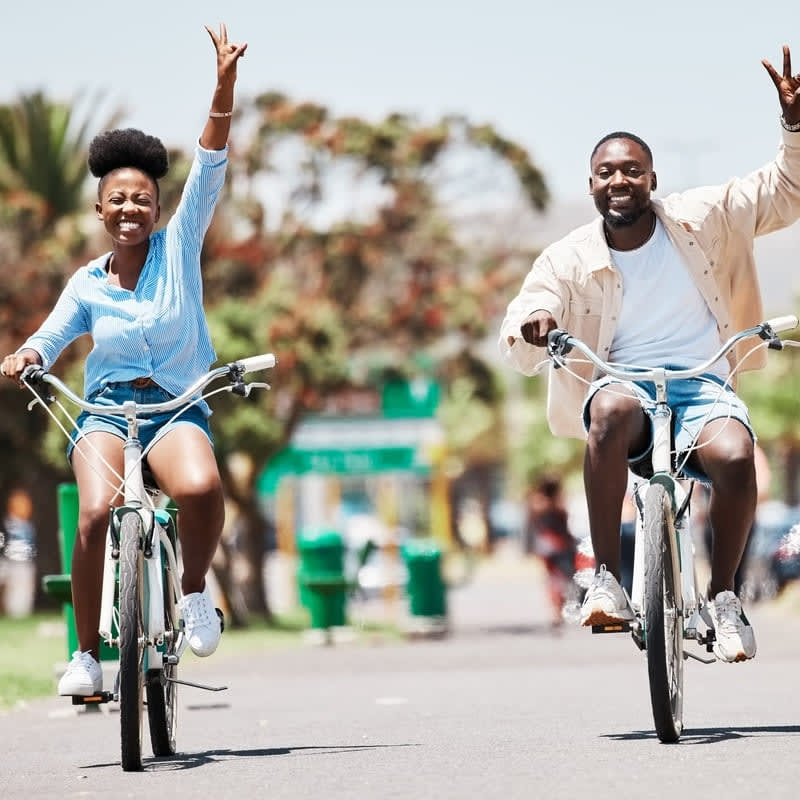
[205,23,247,87]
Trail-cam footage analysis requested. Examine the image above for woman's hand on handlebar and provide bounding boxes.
[520,310,558,347]
[0,349,42,385]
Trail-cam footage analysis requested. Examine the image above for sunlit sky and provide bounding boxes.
[4,0,800,305]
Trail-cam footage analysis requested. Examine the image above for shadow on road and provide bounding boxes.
[603,724,800,744]
[81,742,421,772]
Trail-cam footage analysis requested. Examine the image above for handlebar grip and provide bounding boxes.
[236,354,277,374]
[764,315,799,334]
[20,365,46,383]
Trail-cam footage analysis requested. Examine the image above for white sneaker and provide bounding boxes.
[178,582,221,657]
[708,590,756,663]
[58,650,103,696]
[580,564,634,626]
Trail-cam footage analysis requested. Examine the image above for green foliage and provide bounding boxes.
[738,332,800,444]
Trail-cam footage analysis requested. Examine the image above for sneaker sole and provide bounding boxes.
[58,684,102,697]
[712,646,756,663]
[581,608,634,627]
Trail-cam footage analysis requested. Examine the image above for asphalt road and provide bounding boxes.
[3,545,800,799]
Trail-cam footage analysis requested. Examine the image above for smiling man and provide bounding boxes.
[499,46,800,663]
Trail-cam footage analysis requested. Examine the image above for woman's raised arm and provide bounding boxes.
[200,23,247,151]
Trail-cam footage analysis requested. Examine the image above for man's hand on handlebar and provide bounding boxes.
[519,310,558,347]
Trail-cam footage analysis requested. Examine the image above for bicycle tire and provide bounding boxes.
[643,482,684,743]
[119,511,145,771]
[147,535,179,756]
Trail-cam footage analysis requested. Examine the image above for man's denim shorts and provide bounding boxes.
[67,381,212,464]
[581,372,754,481]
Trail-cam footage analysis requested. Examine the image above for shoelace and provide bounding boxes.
[69,651,97,672]
[183,594,212,627]
[714,597,743,633]
[592,564,614,590]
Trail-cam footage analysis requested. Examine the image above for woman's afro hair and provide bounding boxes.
[88,128,169,181]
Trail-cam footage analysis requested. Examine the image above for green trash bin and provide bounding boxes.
[296,529,348,631]
[42,483,116,661]
[401,537,448,635]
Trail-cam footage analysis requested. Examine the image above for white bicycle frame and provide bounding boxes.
[96,405,181,670]
[626,373,697,635]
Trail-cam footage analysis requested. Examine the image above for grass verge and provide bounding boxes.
[0,613,66,711]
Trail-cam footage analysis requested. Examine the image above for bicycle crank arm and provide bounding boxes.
[166,676,228,692]
[684,650,715,665]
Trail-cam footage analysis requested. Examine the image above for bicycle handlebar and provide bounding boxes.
[20,353,277,417]
[544,315,798,382]
[237,353,277,374]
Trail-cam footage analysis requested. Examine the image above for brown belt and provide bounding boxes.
[130,377,159,389]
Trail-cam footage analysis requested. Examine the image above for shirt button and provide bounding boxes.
[689,241,694,246]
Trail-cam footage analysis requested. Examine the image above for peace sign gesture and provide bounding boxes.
[205,22,248,87]
[762,45,800,126]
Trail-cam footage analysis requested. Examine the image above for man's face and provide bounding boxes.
[589,138,656,227]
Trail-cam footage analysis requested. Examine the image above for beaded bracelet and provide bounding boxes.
[209,110,233,118]
[781,115,800,132]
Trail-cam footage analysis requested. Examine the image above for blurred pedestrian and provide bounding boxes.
[524,475,577,628]
[0,488,37,617]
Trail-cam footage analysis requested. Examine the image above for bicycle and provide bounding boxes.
[21,353,276,771]
[540,314,798,742]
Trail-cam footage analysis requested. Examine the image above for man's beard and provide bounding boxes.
[604,205,647,227]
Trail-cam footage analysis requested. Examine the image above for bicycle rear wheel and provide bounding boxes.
[119,511,145,771]
[644,482,684,743]
[147,533,179,756]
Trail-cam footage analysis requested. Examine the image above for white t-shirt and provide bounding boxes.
[609,217,727,379]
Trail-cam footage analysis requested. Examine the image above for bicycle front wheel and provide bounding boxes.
[119,511,145,771]
[644,482,684,743]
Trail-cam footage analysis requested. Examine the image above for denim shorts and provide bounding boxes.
[581,372,754,482]
[66,381,212,463]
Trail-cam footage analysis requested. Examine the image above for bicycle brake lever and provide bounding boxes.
[21,366,55,406]
[546,329,574,364]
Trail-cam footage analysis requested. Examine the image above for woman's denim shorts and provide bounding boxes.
[581,372,754,482]
[67,381,212,463]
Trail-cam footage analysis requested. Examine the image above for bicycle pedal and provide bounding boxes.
[591,622,631,634]
[71,691,115,705]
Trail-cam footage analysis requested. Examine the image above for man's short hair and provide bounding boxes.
[590,131,653,166]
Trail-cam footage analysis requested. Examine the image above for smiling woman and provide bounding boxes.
[0,22,248,701]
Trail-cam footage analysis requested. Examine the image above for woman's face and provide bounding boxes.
[95,168,160,247]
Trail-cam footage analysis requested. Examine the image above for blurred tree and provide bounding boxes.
[0,90,550,620]
[738,326,800,504]
[0,91,121,601]
[192,96,550,618]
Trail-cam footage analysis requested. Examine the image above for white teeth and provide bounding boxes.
[119,222,140,230]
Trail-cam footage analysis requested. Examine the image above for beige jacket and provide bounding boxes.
[499,127,800,440]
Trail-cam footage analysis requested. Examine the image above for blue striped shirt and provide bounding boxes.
[23,144,228,414]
